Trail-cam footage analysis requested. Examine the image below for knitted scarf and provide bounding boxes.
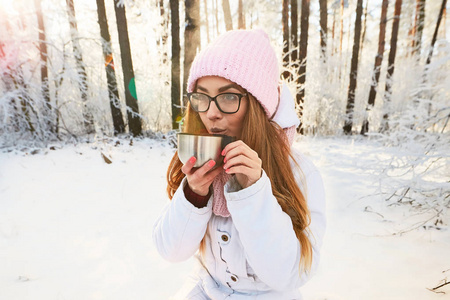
[211,126,296,218]
[212,171,232,217]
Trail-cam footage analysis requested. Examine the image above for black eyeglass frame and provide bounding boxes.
[187,92,248,114]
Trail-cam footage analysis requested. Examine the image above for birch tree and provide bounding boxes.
[183,0,200,96]
[343,0,363,135]
[95,0,125,135]
[361,0,389,135]
[291,0,298,77]
[319,0,327,60]
[381,0,402,132]
[297,0,310,134]
[222,0,233,31]
[238,0,245,29]
[34,0,53,133]
[411,0,426,56]
[170,0,181,129]
[66,0,95,134]
[114,0,142,136]
[282,0,290,80]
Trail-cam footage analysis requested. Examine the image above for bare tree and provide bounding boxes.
[214,0,220,35]
[343,0,363,135]
[381,0,403,132]
[282,0,290,80]
[114,0,142,136]
[66,0,95,134]
[183,0,201,96]
[425,0,447,66]
[359,0,369,57]
[296,0,310,134]
[291,0,298,74]
[361,0,389,135]
[157,0,169,67]
[95,0,125,135]
[203,0,210,43]
[339,0,344,55]
[238,0,245,29]
[319,0,327,61]
[331,7,336,55]
[222,0,233,31]
[34,0,53,133]
[411,0,426,56]
[170,0,182,130]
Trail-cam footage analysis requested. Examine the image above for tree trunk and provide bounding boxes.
[222,0,233,31]
[425,0,447,66]
[282,0,290,80]
[296,0,310,134]
[95,0,125,135]
[158,0,169,66]
[319,0,327,61]
[238,0,245,29]
[411,0,426,56]
[170,0,182,130]
[331,8,336,55]
[114,0,142,136]
[443,6,447,38]
[343,0,363,135]
[359,0,369,58]
[183,0,201,97]
[291,0,298,73]
[66,0,95,134]
[204,0,210,43]
[361,0,389,135]
[381,0,402,132]
[214,0,220,35]
[339,0,344,55]
[34,0,53,133]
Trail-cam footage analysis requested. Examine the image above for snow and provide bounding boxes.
[0,136,449,299]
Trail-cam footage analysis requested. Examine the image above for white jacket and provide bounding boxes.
[153,149,326,299]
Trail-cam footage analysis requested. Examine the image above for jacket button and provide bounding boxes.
[231,275,238,282]
[221,234,229,242]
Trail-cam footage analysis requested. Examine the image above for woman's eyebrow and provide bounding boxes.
[196,85,209,92]
[196,83,242,93]
[218,83,242,93]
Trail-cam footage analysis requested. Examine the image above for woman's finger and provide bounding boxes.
[185,159,221,196]
[193,160,217,177]
[223,141,257,162]
[221,140,245,157]
[181,156,197,175]
[223,155,260,172]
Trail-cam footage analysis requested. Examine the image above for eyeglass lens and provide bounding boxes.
[190,93,240,113]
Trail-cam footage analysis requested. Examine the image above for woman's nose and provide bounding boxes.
[206,100,222,119]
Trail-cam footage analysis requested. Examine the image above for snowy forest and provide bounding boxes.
[1,0,449,299]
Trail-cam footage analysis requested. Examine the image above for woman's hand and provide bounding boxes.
[222,140,262,189]
[181,157,223,196]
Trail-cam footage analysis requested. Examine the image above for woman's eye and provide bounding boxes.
[224,94,236,101]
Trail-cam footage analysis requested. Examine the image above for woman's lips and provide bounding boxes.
[210,128,226,134]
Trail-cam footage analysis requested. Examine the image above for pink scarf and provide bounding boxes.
[212,171,232,217]
[211,127,296,218]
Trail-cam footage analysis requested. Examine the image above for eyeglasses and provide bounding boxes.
[187,92,247,114]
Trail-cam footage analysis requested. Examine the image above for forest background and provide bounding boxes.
[1,0,448,141]
[0,0,449,298]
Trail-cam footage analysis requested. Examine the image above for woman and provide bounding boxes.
[153,29,326,299]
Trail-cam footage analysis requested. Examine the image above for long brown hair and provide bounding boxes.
[166,94,313,273]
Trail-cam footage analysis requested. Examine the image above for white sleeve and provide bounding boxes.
[224,157,326,291]
[300,169,327,284]
[152,178,212,262]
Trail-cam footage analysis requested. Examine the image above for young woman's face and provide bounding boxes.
[195,76,248,138]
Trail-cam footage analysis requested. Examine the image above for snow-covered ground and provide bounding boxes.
[0,136,449,300]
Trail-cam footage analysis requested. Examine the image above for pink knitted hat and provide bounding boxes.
[187,29,279,118]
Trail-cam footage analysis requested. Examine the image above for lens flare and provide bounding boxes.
[105,54,114,69]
